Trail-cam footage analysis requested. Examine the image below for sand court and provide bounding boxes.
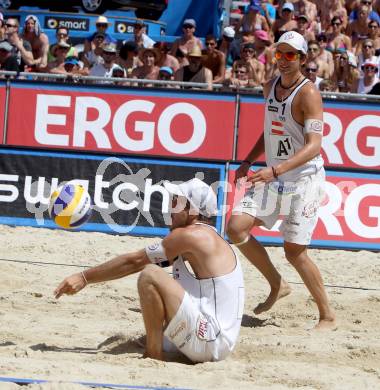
[0,225,379,389]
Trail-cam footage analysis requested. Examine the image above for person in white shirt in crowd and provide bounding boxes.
[82,32,105,69]
[89,43,120,83]
[302,60,323,88]
[357,38,379,73]
[54,178,245,363]
[133,20,155,49]
[354,58,379,92]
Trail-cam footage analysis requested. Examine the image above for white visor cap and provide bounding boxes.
[274,31,308,55]
[164,178,218,218]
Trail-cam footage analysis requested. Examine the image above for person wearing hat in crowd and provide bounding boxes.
[117,40,142,77]
[133,20,155,49]
[174,45,213,90]
[48,27,78,63]
[132,47,160,85]
[90,43,120,83]
[54,178,245,363]
[158,66,175,87]
[154,42,180,73]
[0,40,19,73]
[235,0,269,35]
[44,40,75,74]
[84,16,115,55]
[4,17,34,71]
[202,34,226,83]
[294,15,315,43]
[354,57,379,92]
[272,3,297,42]
[111,64,128,86]
[21,15,49,69]
[253,30,274,82]
[170,18,203,65]
[227,31,336,331]
[217,26,241,70]
[82,31,106,69]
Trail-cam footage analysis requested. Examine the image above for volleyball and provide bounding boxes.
[49,183,92,229]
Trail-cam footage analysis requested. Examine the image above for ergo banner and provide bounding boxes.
[6,84,236,160]
[226,165,380,250]
[237,96,380,170]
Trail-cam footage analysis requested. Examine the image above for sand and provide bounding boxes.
[0,224,379,390]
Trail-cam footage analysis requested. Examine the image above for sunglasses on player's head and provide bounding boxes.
[274,50,299,61]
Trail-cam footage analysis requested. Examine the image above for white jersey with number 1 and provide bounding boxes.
[264,76,324,182]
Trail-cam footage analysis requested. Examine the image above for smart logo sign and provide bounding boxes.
[114,21,148,34]
[44,16,90,31]
[237,97,380,170]
[6,85,235,160]
[226,166,380,250]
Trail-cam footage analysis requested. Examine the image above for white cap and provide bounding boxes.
[223,26,235,39]
[274,31,308,55]
[164,178,218,218]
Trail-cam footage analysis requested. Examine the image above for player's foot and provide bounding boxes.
[313,316,337,331]
[254,279,292,315]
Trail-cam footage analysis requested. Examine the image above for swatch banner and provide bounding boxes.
[0,82,5,145]
[237,96,380,171]
[6,83,236,161]
[0,149,225,235]
[225,164,380,251]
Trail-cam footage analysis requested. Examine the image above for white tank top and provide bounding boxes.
[172,223,244,356]
[357,76,379,94]
[264,76,324,182]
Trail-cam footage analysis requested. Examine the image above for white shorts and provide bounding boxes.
[163,292,230,363]
[233,169,325,245]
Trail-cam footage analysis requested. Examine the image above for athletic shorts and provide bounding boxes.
[233,169,325,245]
[163,292,230,363]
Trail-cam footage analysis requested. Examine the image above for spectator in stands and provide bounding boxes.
[4,18,34,71]
[326,16,352,53]
[133,20,155,49]
[236,42,264,86]
[316,33,335,77]
[354,58,379,92]
[131,47,160,84]
[319,0,348,31]
[272,3,297,42]
[217,26,240,70]
[82,32,105,69]
[331,50,360,92]
[295,15,315,42]
[229,11,243,30]
[349,0,380,25]
[48,27,77,63]
[0,14,5,41]
[368,20,380,51]
[307,40,331,79]
[234,1,270,34]
[174,46,213,90]
[154,42,180,73]
[357,38,378,69]
[90,43,120,83]
[202,35,226,83]
[260,0,276,27]
[227,60,256,88]
[253,30,274,82]
[111,64,128,86]
[347,4,372,49]
[117,40,142,77]
[84,16,115,54]
[319,78,334,92]
[62,57,89,83]
[302,60,323,87]
[157,66,175,87]
[170,19,203,62]
[291,0,318,23]
[368,79,380,93]
[0,40,19,73]
[45,40,72,74]
[21,15,49,69]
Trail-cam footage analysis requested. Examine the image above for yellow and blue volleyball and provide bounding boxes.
[48,183,92,229]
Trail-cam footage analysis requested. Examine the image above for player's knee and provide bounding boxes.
[284,243,307,265]
[226,218,248,243]
[138,264,157,289]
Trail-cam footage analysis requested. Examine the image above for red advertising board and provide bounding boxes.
[6,84,236,160]
[237,96,380,171]
[0,83,6,144]
[225,165,380,250]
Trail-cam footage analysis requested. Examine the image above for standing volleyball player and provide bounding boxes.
[227,31,336,330]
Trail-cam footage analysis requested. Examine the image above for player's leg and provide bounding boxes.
[227,212,291,314]
[283,241,336,329]
[137,264,185,360]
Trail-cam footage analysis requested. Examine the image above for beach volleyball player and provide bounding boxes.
[55,178,245,362]
[227,31,336,330]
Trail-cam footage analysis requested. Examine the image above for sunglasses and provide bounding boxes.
[236,69,247,74]
[206,42,216,46]
[363,66,376,70]
[369,24,378,28]
[305,67,317,72]
[308,47,319,52]
[332,22,341,26]
[243,49,255,53]
[361,0,372,4]
[183,25,194,29]
[57,32,68,37]
[274,51,299,61]
[96,23,108,28]
[363,44,373,48]
[5,23,17,28]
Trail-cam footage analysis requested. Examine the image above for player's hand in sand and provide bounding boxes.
[54,273,87,299]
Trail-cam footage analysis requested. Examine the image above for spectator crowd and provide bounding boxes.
[0,0,380,95]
